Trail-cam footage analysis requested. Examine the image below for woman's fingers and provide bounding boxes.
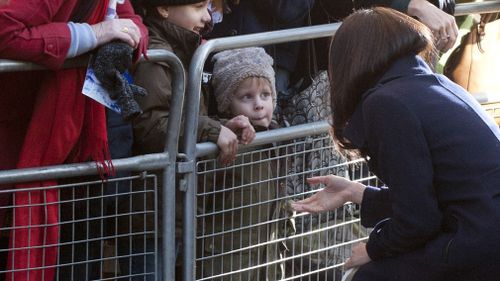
[436,20,457,52]
[344,257,354,269]
[306,175,330,185]
[125,21,141,48]
[91,19,142,48]
[291,196,318,213]
[292,194,318,206]
[115,20,140,48]
[443,20,459,51]
[407,0,458,52]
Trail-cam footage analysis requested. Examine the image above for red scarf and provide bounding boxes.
[6,2,111,280]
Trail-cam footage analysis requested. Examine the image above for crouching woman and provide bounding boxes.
[292,7,500,281]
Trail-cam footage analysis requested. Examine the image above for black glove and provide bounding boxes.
[92,41,147,121]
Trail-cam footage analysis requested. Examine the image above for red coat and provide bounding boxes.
[0,0,147,170]
[0,1,148,280]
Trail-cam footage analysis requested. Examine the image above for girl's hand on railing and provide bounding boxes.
[407,0,458,52]
[291,175,366,213]
[224,115,256,145]
[91,18,141,49]
[217,125,239,165]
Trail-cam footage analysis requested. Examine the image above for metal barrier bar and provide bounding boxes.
[455,1,500,16]
[0,154,168,185]
[182,2,500,280]
[195,121,331,158]
[154,49,186,281]
[0,49,185,281]
[0,56,90,72]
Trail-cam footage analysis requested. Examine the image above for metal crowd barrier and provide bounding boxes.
[193,122,379,281]
[0,49,184,281]
[0,1,499,281]
[182,1,500,281]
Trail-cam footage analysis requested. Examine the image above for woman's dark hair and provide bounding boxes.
[328,7,436,151]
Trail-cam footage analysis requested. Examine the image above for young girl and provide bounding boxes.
[197,47,285,281]
[292,7,500,281]
[132,0,254,162]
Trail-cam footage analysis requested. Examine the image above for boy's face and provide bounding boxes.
[230,77,274,128]
[164,0,211,34]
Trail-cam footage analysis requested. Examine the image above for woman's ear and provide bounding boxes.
[156,6,169,18]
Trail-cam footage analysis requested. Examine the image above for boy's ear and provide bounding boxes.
[156,6,169,18]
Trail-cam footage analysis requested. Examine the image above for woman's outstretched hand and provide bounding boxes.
[291,175,366,213]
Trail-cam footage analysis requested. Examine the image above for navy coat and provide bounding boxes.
[344,56,500,281]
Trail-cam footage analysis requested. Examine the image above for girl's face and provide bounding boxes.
[159,1,211,34]
[230,77,274,128]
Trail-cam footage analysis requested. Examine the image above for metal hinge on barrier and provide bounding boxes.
[176,160,195,174]
[178,178,188,192]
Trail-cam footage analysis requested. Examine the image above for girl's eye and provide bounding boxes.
[237,93,252,101]
[261,92,271,98]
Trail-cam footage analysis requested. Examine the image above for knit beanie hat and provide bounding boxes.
[140,0,205,7]
[212,47,276,115]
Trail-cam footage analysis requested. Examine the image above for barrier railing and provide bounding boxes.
[455,0,500,16]
[0,49,184,281]
[1,1,499,280]
[182,1,500,281]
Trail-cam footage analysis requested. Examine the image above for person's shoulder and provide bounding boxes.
[368,72,441,103]
[362,80,423,116]
[148,34,174,52]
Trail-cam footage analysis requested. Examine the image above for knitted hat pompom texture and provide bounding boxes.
[211,47,276,115]
[140,0,205,7]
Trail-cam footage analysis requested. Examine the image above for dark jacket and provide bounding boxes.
[208,0,314,73]
[128,17,222,237]
[133,17,221,155]
[344,55,500,280]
